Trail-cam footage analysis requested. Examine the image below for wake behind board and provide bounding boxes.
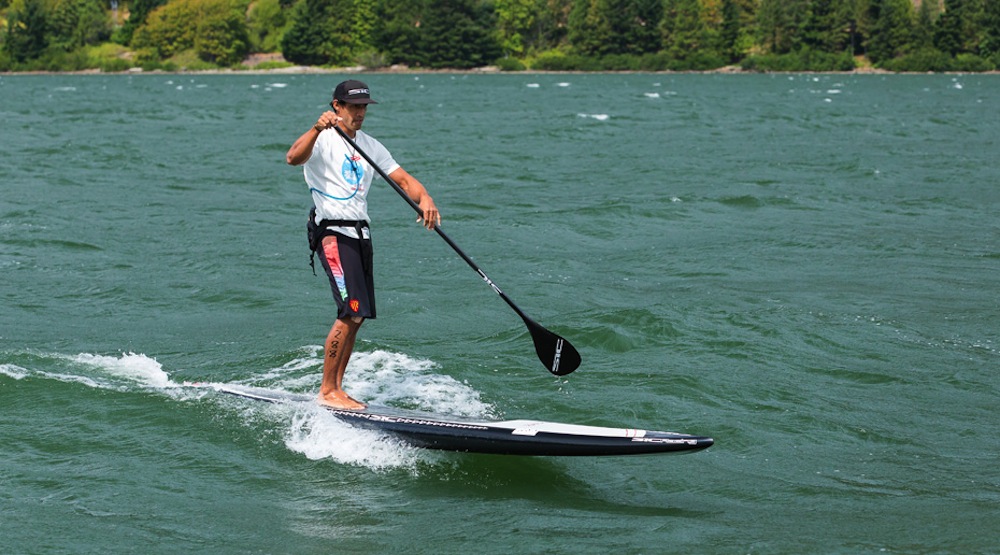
[204,383,713,457]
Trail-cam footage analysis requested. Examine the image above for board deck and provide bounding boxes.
[200,383,714,457]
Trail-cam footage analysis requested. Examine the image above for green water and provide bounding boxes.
[1,72,998,554]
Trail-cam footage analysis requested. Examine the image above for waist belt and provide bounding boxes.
[317,219,369,233]
[307,208,371,274]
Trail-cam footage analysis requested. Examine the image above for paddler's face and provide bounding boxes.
[333,100,367,133]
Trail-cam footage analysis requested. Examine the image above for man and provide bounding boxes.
[286,80,440,410]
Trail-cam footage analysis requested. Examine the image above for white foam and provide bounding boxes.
[283,349,493,468]
[221,347,493,470]
[3,351,174,392]
[71,352,175,389]
[0,364,29,380]
[578,113,610,121]
[246,345,323,384]
[345,350,494,417]
[283,404,431,472]
[241,348,494,419]
[12,348,481,472]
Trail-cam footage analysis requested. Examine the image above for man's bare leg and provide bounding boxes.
[318,317,366,409]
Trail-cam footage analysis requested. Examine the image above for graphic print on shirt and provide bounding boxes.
[341,153,364,195]
[322,237,349,301]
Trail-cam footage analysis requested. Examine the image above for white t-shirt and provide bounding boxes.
[303,129,400,239]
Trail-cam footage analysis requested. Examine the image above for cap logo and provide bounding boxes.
[333,81,376,104]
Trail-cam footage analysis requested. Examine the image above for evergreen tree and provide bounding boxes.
[623,0,663,55]
[567,0,663,56]
[724,0,757,58]
[982,0,1000,57]
[718,0,740,62]
[534,0,572,49]
[351,0,377,53]
[496,0,540,56]
[194,1,250,66]
[568,0,607,56]
[568,0,662,56]
[802,0,854,53]
[935,0,985,56]
[46,0,111,51]
[754,0,786,53]
[373,0,499,68]
[867,0,915,63]
[843,0,868,55]
[913,0,939,50]
[372,0,424,64]
[756,0,810,54]
[281,0,354,66]
[661,0,706,59]
[4,0,1000,72]
[417,0,500,68]
[3,0,49,62]
[246,0,289,53]
[785,0,811,52]
[118,0,166,45]
[569,0,662,56]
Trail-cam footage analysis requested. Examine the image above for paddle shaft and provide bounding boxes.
[336,127,526,318]
[333,126,579,375]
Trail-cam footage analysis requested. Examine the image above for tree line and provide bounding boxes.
[2,0,999,73]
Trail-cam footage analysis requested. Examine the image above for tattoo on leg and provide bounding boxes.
[328,328,344,360]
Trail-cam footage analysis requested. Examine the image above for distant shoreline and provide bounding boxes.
[4,63,999,77]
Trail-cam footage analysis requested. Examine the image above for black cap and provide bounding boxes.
[333,80,378,105]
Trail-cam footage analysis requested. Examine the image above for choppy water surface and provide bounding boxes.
[2,72,998,554]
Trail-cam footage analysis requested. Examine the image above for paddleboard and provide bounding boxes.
[199,383,713,457]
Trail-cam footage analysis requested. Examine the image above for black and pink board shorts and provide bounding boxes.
[318,232,376,320]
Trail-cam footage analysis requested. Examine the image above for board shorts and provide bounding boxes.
[316,230,376,320]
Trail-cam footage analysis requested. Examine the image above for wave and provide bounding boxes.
[0,348,493,473]
[0,351,176,391]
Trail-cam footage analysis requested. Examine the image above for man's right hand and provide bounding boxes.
[314,111,342,132]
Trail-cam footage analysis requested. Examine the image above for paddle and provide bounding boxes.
[335,126,581,376]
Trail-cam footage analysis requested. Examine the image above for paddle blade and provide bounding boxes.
[526,319,581,376]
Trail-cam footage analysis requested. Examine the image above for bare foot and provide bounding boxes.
[317,390,367,410]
